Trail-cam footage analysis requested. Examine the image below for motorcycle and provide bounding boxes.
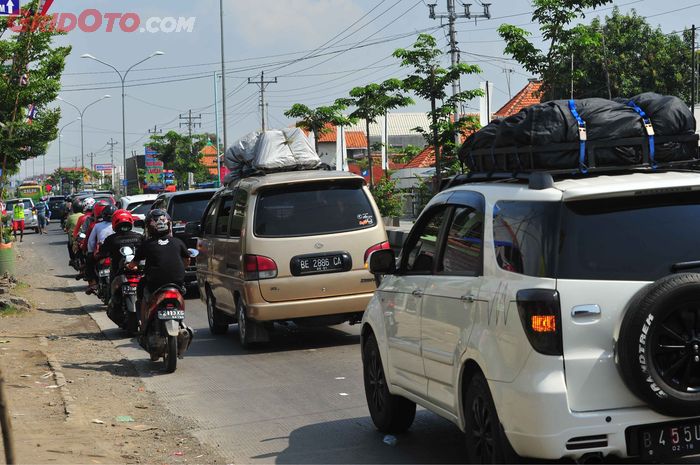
[96,256,111,304]
[125,247,198,373]
[71,232,86,279]
[106,246,142,335]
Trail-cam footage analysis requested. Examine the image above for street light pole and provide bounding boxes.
[81,51,164,194]
[57,95,111,174]
[58,117,80,193]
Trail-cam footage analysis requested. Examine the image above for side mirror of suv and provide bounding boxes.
[369,249,396,275]
[184,221,201,236]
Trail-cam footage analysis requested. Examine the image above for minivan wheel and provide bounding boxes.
[206,290,229,335]
[463,373,518,464]
[237,298,252,349]
[362,333,416,433]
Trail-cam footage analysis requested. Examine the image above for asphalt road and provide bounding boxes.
[37,223,469,464]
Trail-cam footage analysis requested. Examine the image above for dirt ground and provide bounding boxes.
[0,240,227,464]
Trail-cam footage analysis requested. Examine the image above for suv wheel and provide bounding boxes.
[206,290,229,335]
[618,273,700,416]
[463,373,517,464]
[237,298,252,349]
[362,333,416,433]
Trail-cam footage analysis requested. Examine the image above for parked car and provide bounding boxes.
[363,170,700,463]
[5,198,39,233]
[150,189,218,286]
[191,171,388,347]
[47,195,67,221]
[118,194,157,221]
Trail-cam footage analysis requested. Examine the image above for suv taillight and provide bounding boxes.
[516,289,562,356]
[244,254,278,280]
[364,241,391,264]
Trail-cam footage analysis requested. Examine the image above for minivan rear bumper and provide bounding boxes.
[245,288,373,321]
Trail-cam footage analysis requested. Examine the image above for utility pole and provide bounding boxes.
[148,124,163,136]
[107,138,118,190]
[429,0,491,143]
[503,68,514,99]
[247,71,278,131]
[692,24,696,111]
[179,110,202,189]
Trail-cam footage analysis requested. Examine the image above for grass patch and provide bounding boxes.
[0,305,25,317]
[15,282,29,290]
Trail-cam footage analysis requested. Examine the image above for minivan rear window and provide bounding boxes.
[254,181,375,237]
[558,190,700,281]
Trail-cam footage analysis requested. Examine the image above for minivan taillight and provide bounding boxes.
[364,241,391,264]
[244,254,278,280]
[516,289,562,356]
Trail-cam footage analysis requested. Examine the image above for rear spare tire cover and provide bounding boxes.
[618,273,700,417]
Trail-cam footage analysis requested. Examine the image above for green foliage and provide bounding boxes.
[391,144,422,164]
[393,34,482,185]
[46,168,94,192]
[498,2,693,101]
[0,1,71,177]
[371,177,403,218]
[283,102,355,153]
[336,79,413,185]
[145,130,210,188]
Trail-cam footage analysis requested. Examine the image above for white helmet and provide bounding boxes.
[82,197,95,212]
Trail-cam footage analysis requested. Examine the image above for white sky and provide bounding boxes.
[17,0,700,176]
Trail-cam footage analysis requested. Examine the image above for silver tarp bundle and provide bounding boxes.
[223,128,321,183]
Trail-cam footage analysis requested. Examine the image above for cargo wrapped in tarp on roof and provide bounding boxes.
[459,93,698,173]
[224,128,321,183]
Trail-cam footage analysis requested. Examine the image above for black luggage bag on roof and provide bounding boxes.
[458,92,698,173]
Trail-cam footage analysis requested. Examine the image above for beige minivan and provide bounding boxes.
[191,170,389,347]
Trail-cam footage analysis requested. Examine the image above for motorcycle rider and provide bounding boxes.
[97,209,143,310]
[83,200,109,294]
[64,199,84,267]
[128,209,189,331]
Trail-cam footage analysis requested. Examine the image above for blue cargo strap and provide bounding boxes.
[568,99,588,173]
[626,101,656,169]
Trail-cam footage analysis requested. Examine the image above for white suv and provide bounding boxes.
[363,170,700,462]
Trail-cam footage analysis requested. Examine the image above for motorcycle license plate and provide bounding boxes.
[98,269,110,277]
[122,285,136,295]
[634,419,700,459]
[157,309,185,320]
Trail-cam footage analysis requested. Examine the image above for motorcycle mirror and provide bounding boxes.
[187,248,199,258]
[120,246,134,256]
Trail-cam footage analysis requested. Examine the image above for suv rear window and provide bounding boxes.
[254,181,375,237]
[170,193,214,223]
[559,190,700,281]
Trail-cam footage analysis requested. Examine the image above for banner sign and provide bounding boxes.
[94,163,112,171]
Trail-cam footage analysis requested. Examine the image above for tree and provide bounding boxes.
[336,79,413,186]
[283,102,355,154]
[390,144,422,164]
[0,2,71,182]
[496,1,694,101]
[146,130,210,188]
[393,34,482,186]
[46,168,95,192]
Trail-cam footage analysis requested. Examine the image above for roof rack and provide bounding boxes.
[448,133,700,191]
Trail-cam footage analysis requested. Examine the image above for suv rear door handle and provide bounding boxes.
[412,289,423,297]
[460,294,476,302]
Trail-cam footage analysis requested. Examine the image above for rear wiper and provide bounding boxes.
[671,260,700,272]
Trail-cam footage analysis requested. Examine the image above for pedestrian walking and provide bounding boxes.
[12,203,25,242]
[35,197,49,234]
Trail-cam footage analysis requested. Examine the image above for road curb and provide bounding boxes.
[38,336,77,421]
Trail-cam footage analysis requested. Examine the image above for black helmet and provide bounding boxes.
[101,205,117,222]
[71,198,83,214]
[146,208,171,237]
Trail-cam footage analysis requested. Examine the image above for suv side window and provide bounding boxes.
[492,200,559,277]
[230,189,248,238]
[402,207,448,274]
[202,198,219,236]
[215,194,234,236]
[439,206,484,276]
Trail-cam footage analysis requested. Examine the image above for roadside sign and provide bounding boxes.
[94,163,113,171]
[145,147,158,156]
[121,180,128,186]
[0,0,17,15]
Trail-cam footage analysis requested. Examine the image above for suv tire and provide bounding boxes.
[618,273,700,417]
[463,373,518,464]
[206,290,229,335]
[362,333,416,433]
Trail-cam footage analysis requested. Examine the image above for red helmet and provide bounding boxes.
[92,200,110,219]
[112,209,134,232]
